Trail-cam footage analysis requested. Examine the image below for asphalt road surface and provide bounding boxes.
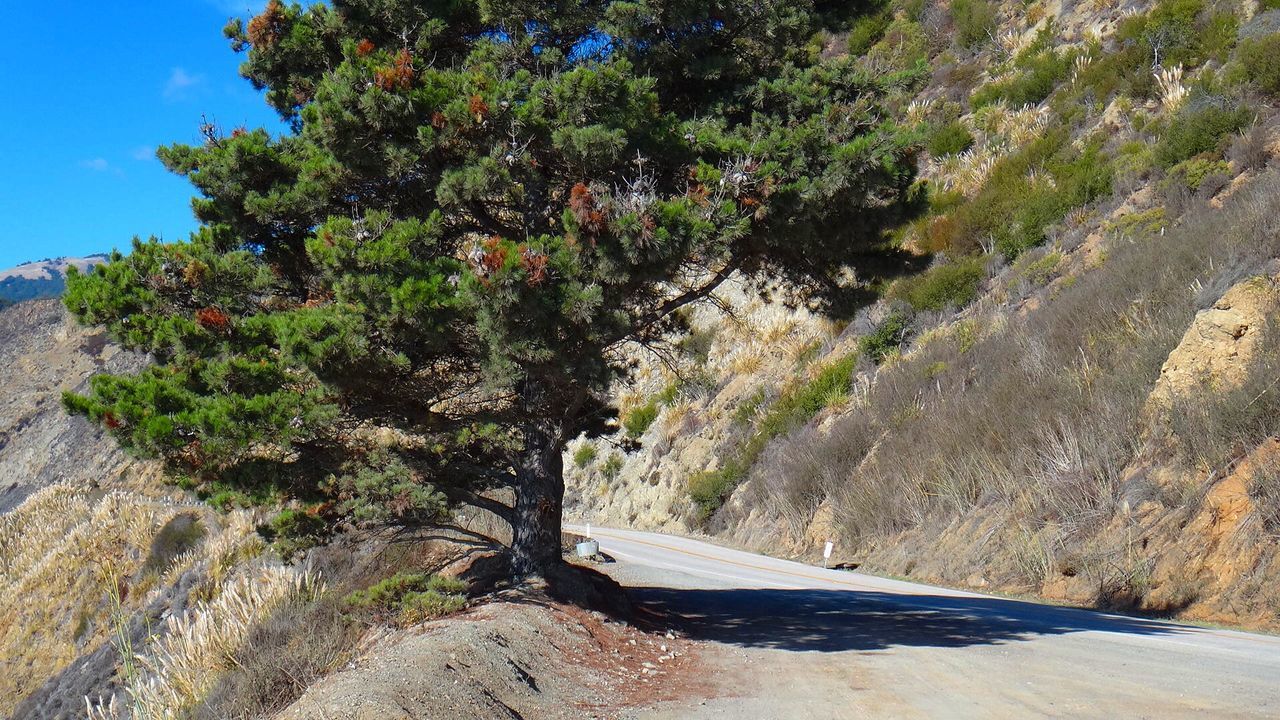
[565,524,1280,719]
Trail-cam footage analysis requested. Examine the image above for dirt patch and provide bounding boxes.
[274,587,706,720]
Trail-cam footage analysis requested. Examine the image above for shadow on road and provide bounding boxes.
[629,587,1187,652]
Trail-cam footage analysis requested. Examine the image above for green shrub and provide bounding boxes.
[1014,250,1063,288]
[971,50,1072,108]
[860,312,911,363]
[262,508,327,560]
[1166,157,1232,191]
[345,572,467,625]
[602,452,624,480]
[848,8,892,56]
[927,121,975,156]
[757,355,858,439]
[623,400,661,438]
[949,129,1113,258]
[572,443,598,468]
[1238,34,1280,95]
[1154,100,1252,167]
[688,356,857,521]
[689,465,746,521]
[892,256,986,311]
[951,0,997,49]
[865,16,929,72]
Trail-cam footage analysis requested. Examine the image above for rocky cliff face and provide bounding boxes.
[0,299,161,512]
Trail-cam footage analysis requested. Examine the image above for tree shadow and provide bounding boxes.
[628,586,1188,653]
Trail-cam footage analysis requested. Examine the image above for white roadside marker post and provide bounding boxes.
[823,540,834,569]
[586,522,592,539]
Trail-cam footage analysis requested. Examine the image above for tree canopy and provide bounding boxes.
[65,0,920,573]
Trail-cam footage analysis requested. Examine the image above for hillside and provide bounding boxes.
[565,0,1280,628]
[7,0,1280,716]
[0,255,107,306]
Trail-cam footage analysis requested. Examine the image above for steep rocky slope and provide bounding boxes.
[0,299,160,511]
[564,0,1280,629]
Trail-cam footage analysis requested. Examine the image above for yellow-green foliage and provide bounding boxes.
[690,355,858,520]
[1238,33,1280,95]
[1106,207,1167,238]
[1013,250,1063,288]
[891,256,987,311]
[1167,157,1232,191]
[345,571,466,625]
[572,443,598,468]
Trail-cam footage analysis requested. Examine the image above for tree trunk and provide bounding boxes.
[511,417,565,575]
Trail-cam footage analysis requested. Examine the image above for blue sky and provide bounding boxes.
[0,1,286,269]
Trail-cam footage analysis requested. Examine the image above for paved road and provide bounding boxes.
[565,524,1280,719]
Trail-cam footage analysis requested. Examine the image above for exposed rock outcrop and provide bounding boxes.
[0,299,161,512]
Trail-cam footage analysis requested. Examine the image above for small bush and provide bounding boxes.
[865,16,928,71]
[602,452,624,480]
[345,571,467,625]
[1154,99,1252,168]
[262,508,327,560]
[1228,124,1272,171]
[848,8,892,56]
[572,443,598,468]
[971,50,1072,109]
[1166,157,1232,191]
[946,128,1113,257]
[687,356,858,521]
[679,327,716,363]
[398,589,468,624]
[927,120,975,156]
[1239,34,1280,95]
[892,256,985,311]
[689,465,746,521]
[859,312,911,363]
[757,355,859,439]
[623,400,660,438]
[951,0,997,49]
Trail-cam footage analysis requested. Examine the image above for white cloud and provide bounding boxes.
[163,67,204,101]
[132,146,156,161]
[80,158,126,178]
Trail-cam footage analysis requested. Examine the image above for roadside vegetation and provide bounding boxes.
[559,0,1280,619]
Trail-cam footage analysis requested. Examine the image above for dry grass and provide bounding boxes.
[747,169,1280,570]
[124,565,322,719]
[0,479,315,719]
[0,484,190,712]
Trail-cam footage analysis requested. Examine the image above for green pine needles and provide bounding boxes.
[63,0,919,573]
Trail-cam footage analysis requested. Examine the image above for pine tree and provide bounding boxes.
[64,0,919,574]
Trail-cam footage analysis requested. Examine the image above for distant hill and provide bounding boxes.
[0,254,107,306]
